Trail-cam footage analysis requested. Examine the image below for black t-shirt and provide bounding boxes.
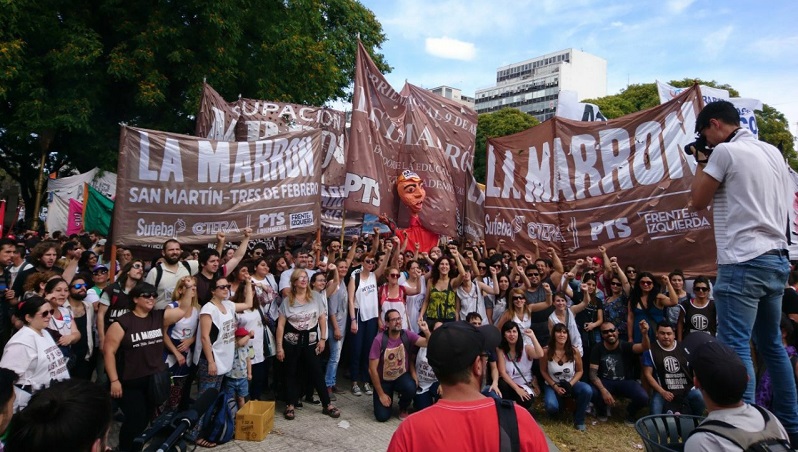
[783,288,798,316]
[196,270,223,306]
[590,341,635,381]
[117,309,167,381]
[12,264,63,295]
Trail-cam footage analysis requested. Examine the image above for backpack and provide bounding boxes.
[494,398,520,452]
[201,390,238,445]
[152,260,192,289]
[380,330,414,362]
[688,404,792,451]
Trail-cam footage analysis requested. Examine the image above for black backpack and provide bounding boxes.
[379,330,413,358]
[152,260,192,288]
[688,404,792,451]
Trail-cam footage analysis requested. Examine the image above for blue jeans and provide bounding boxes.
[543,382,593,426]
[373,372,416,422]
[592,379,649,420]
[350,316,378,383]
[715,253,798,434]
[650,389,705,415]
[413,382,440,411]
[324,328,344,388]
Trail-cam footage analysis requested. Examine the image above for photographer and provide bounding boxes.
[690,99,798,446]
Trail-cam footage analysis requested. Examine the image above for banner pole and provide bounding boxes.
[81,183,89,232]
[315,227,322,264]
[108,245,117,283]
[339,207,347,260]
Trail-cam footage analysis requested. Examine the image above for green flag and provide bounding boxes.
[84,185,114,236]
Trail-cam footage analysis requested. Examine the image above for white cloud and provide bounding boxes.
[425,37,476,61]
[701,25,733,60]
[667,0,695,13]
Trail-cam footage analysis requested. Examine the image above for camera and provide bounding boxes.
[684,134,713,163]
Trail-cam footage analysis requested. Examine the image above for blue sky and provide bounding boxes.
[355,0,798,134]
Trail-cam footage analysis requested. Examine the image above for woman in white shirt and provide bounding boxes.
[43,278,80,368]
[497,321,544,411]
[163,276,200,411]
[0,296,70,411]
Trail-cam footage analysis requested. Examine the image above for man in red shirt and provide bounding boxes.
[388,321,548,451]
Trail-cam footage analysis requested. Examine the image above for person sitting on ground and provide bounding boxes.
[5,379,112,452]
[589,320,651,424]
[540,323,594,431]
[369,310,431,421]
[683,333,792,451]
[642,321,705,415]
[387,320,548,451]
[497,321,545,411]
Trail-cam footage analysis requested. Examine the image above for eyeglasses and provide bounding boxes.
[40,309,55,318]
[364,259,375,264]
[138,292,157,299]
[93,269,109,275]
[71,283,88,289]
[512,295,525,300]
[387,317,402,323]
[694,287,709,292]
[389,274,400,278]
[214,285,231,290]
[601,328,617,334]
[131,263,144,269]
[639,280,653,286]
[610,282,622,287]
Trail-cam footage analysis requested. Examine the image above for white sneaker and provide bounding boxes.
[352,383,362,396]
[598,407,611,422]
[364,383,374,395]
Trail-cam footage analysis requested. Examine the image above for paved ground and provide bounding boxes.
[113,381,560,451]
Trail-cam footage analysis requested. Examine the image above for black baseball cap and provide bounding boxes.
[427,322,501,378]
[681,333,747,405]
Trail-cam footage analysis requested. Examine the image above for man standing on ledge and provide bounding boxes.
[387,321,548,451]
[690,99,798,446]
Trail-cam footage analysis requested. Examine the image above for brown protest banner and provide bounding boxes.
[484,85,717,277]
[114,126,322,246]
[195,83,356,237]
[345,41,476,239]
[462,169,485,243]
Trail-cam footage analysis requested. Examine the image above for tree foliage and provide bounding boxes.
[474,108,539,183]
[0,0,388,223]
[584,79,796,168]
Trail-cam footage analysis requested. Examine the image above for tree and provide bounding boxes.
[584,79,796,168]
[474,108,539,183]
[0,0,389,226]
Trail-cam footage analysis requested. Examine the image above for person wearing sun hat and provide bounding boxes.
[387,321,548,451]
[682,333,791,451]
[377,170,440,253]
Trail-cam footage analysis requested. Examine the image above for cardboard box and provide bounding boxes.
[235,400,275,441]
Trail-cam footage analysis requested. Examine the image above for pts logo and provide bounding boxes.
[344,173,380,207]
[259,213,285,229]
[590,218,631,241]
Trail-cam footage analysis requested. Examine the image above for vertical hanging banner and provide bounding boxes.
[462,170,485,243]
[66,199,83,235]
[195,83,356,237]
[345,41,477,247]
[485,85,717,276]
[114,126,322,246]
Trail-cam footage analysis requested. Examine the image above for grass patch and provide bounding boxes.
[532,399,645,451]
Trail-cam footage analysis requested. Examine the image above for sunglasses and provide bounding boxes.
[364,259,375,264]
[138,292,157,299]
[71,283,88,289]
[512,295,525,300]
[40,309,55,318]
[214,284,231,290]
[640,280,653,286]
[478,265,487,270]
[694,287,709,292]
[389,274,400,278]
[601,328,617,334]
[526,273,539,277]
[610,282,622,287]
[93,269,109,275]
[131,263,144,269]
[627,269,637,274]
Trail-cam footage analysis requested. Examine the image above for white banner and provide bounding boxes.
[656,81,762,138]
[46,168,117,234]
[555,90,607,121]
